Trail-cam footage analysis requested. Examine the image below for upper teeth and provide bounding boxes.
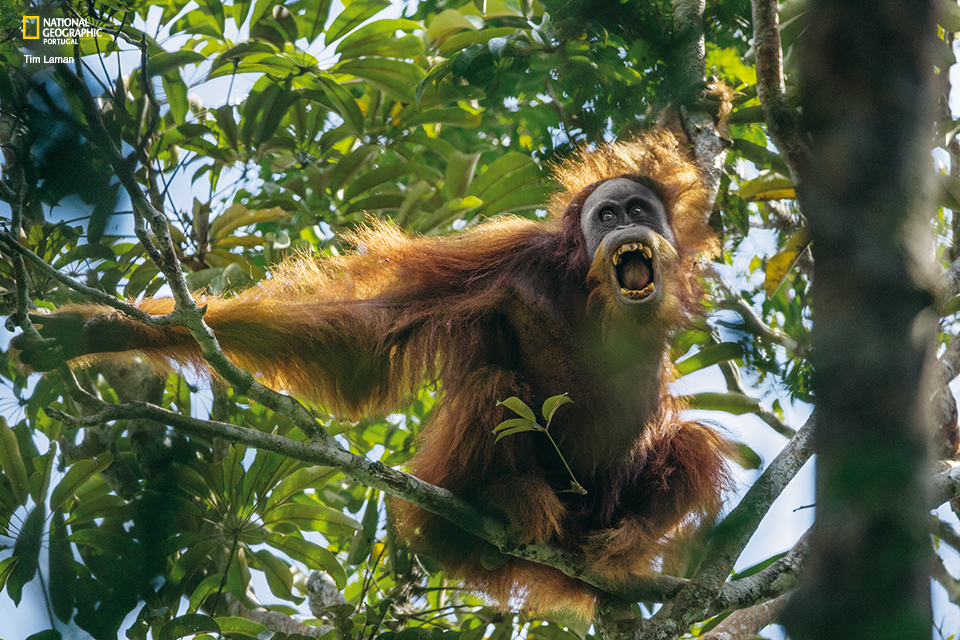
[612,243,652,265]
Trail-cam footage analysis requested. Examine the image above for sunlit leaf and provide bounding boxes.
[262,465,334,512]
[763,226,811,299]
[326,0,390,43]
[675,342,744,376]
[263,533,346,587]
[737,171,795,202]
[542,394,573,423]
[262,503,362,531]
[497,396,537,422]
[336,18,423,59]
[684,391,762,415]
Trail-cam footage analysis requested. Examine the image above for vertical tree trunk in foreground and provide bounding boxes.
[783,1,938,638]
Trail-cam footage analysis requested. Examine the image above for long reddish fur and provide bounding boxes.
[44,129,733,617]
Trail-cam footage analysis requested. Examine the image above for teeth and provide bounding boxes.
[620,282,656,300]
[612,243,651,266]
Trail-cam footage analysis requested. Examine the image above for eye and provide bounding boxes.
[630,206,647,219]
[600,210,617,223]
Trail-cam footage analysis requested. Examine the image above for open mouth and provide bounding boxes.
[612,242,656,300]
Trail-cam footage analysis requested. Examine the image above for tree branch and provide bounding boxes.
[750,0,809,182]
[701,594,788,640]
[710,528,810,615]
[42,395,686,603]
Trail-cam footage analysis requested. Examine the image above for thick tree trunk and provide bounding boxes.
[783,1,938,638]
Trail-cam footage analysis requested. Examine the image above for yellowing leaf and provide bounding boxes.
[738,171,796,202]
[764,226,812,299]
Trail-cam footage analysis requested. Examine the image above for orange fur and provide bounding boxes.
[16,130,734,617]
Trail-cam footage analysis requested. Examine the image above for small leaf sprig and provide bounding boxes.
[494,394,586,495]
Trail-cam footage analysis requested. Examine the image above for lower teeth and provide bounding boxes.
[620,283,655,299]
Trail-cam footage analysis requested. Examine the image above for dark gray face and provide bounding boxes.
[579,179,673,258]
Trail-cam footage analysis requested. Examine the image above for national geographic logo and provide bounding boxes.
[18,16,102,45]
[22,16,40,39]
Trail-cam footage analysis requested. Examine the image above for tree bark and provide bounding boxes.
[783,1,938,638]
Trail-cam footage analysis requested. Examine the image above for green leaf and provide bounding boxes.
[493,417,539,433]
[0,417,29,505]
[241,79,297,147]
[347,490,380,565]
[335,58,425,102]
[8,503,44,605]
[263,533,346,587]
[494,426,540,443]
[241,449,291,510]
[49,509,74,623]
[328,144,379,195]
[263,465,334,512]
[67,529,139,555]
[344,162,436,201]
[326,0,390,43]
[344,194,406,214]
[400,107,482,129]
[146,50,207,77]
[159,614,220,640]
[170,463,214,502]
[168,537,222,589]
[196,0,226,35]
[0,556,18,592]
[297,0,334,42]
[675,342,744,376]
[262,503,362,531]
[31,444,56,505]
[53,242,116,269]
[213,616,269,636]
[226,547,254,605]
[253,548,298,601]
[476,184,553,218]
[445,151,481,199]
[684,391,762,415]
[427,9,479,43]
[941,0,960,31]
[542,394,573,423]
[162,71,190,126]
[188,573,225,612]
[734,442,763,471]
[50,452,113,513]
[730,139,790,175]
[468,153,539,197]
[497,397,537,422]
[336,19,423,59]
[302,74,365,135]
[214,104,239,149]
[438,26,516,55]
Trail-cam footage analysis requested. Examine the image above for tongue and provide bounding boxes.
[619,258,652,291]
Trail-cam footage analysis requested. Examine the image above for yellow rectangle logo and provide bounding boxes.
[22,16,40,39]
